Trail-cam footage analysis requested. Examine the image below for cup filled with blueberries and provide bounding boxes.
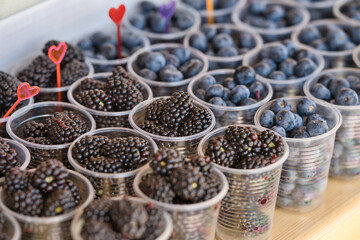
[290,0,336,20]
[333,0,360,26]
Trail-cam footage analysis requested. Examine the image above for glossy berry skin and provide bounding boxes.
[260,110,275,128]
[240,98,257,106]
[229,85,250,104]
[144,52,166,72]
[264,5,285,21]
[293,113,304,128]
[291,127,310,138]
[180,59,203,78]
[299,26,321,44]
[282,39,298,56]
[294,58,316,77]
[198,75,216,90]
[275,110,295,131]
[159,65,183,82]
[335,88,359,106]
[306,120,329,137]
[279,59,297,77]
[249,81,265,100]
[172,47,191,64]
[271,126,286,137]
[329,78,350,96]
[209,97,226,107]
[254,62,272,77]
[326,29,349,50]
[306,114,326,125]
[212,33,234,50]
[296,98,317,116]
[139,68,157,81]
[205,84,225,100]
[268,71,286,80]
[318,74,335,87]
[310,83,331,101]
[190,33,208,52]
[233,66,256,85]
[195,89,206,101]
[270,99,291,114]
[267,45,288,63]
[223,78,236,89]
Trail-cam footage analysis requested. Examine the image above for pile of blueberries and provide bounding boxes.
[340,1,360,22]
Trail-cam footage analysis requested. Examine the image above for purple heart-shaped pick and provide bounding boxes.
[158,0,176,21]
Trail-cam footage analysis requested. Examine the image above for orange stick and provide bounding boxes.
[206,0,214,24]
[56,63,62,102]
[2,99,21,119]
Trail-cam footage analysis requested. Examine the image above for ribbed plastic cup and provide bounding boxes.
[292,19,356,69]
[254,96,342,212]
[198,124,289,240]
[304,68,360,180]
[134,166,228,240]
[1,209,21,240]
[0,170,94,240]
[333,0,360,26]
[68,127,158,198]
[6,102,96,169]
[129,97,215,155]
[243,41,325,99]
[290,0,336,20]
[124,3,201,43]
[188,69,273,128]
[68,72,153,128]
[71,196,173,240]
[232,0,310,42]
[127,43,208,97]
[183,23,263,70]
[352,45,360,68]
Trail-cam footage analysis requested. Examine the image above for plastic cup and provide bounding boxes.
[68,72,153,128]
[6,101,96,169]
[68,127,158,198]
[243,41,325,99]
[231,0,310,42]
[183,23,263,70]
[290,0,336,20]
[188,69,273,128]
[129,97,215,155]
[134,166,228,240]
[127,43,209,97]
[71,196,173,240]
[304,68,360,180]
[124,3,201,43]
[0,170,94,240]
[198,124,289,240]
[333,0,360,26]
[292,19,356,69]
[352,45,360,68]
[254,96,342,212]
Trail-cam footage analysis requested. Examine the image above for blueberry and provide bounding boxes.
[91,32,111,48]
[212,33,234,50]
[139,68,157,80]
[276,110,296,131]
[77,38,93,50]
[267,45,288,63]
[122,32,144,49]
[260,58,277,71]
[291,127,310,138]
[294,58,316,77]
[223,77,236,89]
[310,83,331,101]
[249,0,267,14]
[286,9,303,26]
[180,59,203,78]
[310,39,328,51]
[190,33,208,52]
[254,62,272,77]
[326,28,349,50]
[299,26,321,44]
[306,114,326,125]
[218,0,237,8]
[259,48,269,59]
[137,51,150,68]
[282,39,298,57]
[140,1,156,13]
[149,12,167,33]
[260,110,275,128]
[279,59,297,77]
[217,27,232,35]
[240,98,257,106]
[209,97,226,106]
[350,26,360,44]
[233,66,256,85]
[318,73,335,87]
[296,98,317,117]
[271,126,286,137]
[347,75,360,88]
[201,25,217,40]
[338,42,356,51]
[223,88,230,101]
[195,89,206,101]
[159,65,184,82]
[270,99,291,114]
[100,42,117,59]
[175,11,194,30]
[229,85,250,104]
[264,5,285,21]
[294,49,314,61]
[218,46,239,57]
[130,15,146,29]
[171,47,191,65]
[165,54,180,68]
[206,84,225,100]
[306,120,329,137]
[269,71,286,80]
[237,32,255,49]
[249,81,265,100]
[335,88,359,106]
[198,75,216,90]
[348,10,360,21]
[293,113,304,128]
[145,52,166,72]
[226,100,236,106]
[329,78,350,96]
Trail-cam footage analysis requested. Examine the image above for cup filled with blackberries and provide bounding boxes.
[68,127,157,198]
[352,45,360,69]
[255,96,342,212]
[77,29,150,73]
[134,148,228,240]
[188,67,273,128]
[292,19,360,68]
[0,210,21,240]
[198,125,289,240]
[243,40,324,98]
[333,0,360,26]
[71,196,173,240]
[184,23,263,70]
[232,0,310,42]
[68,66,152,128]
[0,160,94,239]
[304,68,360,180]
[127,43,208,97]
[129,91,215,155]
[125,1,200,43]
[6,102,96,169]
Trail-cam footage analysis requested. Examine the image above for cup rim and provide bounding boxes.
[128,96,216,142]
[242,41,325,85]
[197,124,290,174]
[0,170,94,224]
[304,68,360,111]
[6,101,96,150]
[187,69,273,111]
[352,45,360,68]
[67,127,159,179]
[183,23,264,63]
[333,0,360,26]
[67,72,154,117]
[127,43,209,88]
[291,0,337,9]
[134,166,229,211]
[4,209,21,240]
[231,0,310,36]
[254,96,343,143]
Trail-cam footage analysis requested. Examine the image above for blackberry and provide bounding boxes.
[61,59,88,86]
[0,139,18,177]
[240,212,269,234]
[79,78,106,91]
[140,120,165,135]
[4,168,29,192]
[259,130,286,159]
[10,186,43,216]
[25,137,52,145]
[32,159,68,193]
[205,136,237,167]
[110,66,144,92]
[139,173,175,203]
[81,220,119,240]
[42,40,84,66]
[187,155,213,177]
[144,98,166,122]
[179,106,212,136]
[75,89,113,111]
[43,189,77,216]
[0,71,18,111]
[72,135,109,163]
[149,148,184,177]
[82,198,112,222]
[82,155,123,173]
[144,205,165,240]
[203,176,221,201]
[232,155,273,169]
[23,121,46,138]
[225,126,262,157]
[59,179,81,205]
[0,212,5,229]
[106,79,143,111]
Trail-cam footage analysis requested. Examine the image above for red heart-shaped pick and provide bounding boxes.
[48,42,67,64]
[109,4,126,25]
[17,83,40,101]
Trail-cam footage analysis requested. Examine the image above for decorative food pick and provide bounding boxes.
[2,82,40,119]
[47,41,67,101]
[158,0,176,33]
[109,4,126,59]
[206,0,214,24]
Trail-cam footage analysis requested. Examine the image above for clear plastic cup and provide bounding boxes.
[71,196,173,240]
[290,0,336,20]
[197,124,289,240]
[134,166,228,240]
[292,19,356,68]
[129,97,215,155]
[188,69,273,128]
[2,209,21,240]
[0,169,94,240]
[304,68,360,180]
[68,72,153,128]
[243,41,325,99]
[254,96,342,212]
[124,2,201,43]
[231,0,310,42]
[127,43,209,97]
[68,127,158,198]
[352,45,360,68]
[333,0,360,26]
[6,101,96,169]
[183,23,263,70]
